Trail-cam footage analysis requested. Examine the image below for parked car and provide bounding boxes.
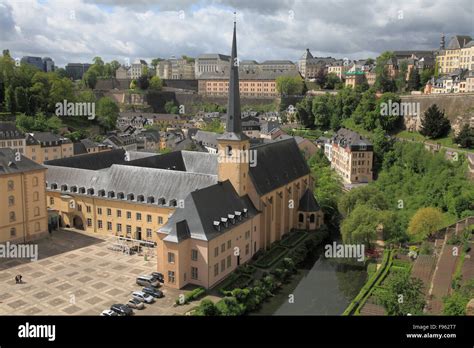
[132,291,154,304]
[143,286,164,298]
[127,298,145,310]
[110,304,134,316]
[150,272,164,283]
[100,309,118,316]
[136,275,160,288]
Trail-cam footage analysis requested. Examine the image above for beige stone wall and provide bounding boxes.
[156,215,259,290]
[47,191,173,242]
[0,170,48,243]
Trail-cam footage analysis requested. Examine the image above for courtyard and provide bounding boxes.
[0,229,200,315]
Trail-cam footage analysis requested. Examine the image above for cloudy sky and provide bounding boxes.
[0,0,473,67]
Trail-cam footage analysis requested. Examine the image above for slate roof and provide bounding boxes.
[249,138,310,196]
[0,123,24,140]
[45,164,217,208]
[0,148,45,175]
[446,35,472,50]
[45,149,129,169]
[159,180,259,242]
[298,188,321,212]
[194,130,219,149]
[332,128,373,151]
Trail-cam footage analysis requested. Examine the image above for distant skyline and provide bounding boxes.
[0,0,473,67]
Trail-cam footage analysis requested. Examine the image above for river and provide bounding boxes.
[253,237,367,315]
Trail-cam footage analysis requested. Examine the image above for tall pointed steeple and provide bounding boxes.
[219,16,248,141]
[216,15,250,198]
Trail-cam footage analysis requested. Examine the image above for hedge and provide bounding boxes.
[176,287,206,305]
[254,246,288,268]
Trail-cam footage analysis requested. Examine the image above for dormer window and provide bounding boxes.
[61,184,68,192]
[79,187,86,194]
[51,183,58,190]
[235,211,242,221]
[117,192,125,199]
[108,191,115,198]
[213,221,221,232]
[87,188,94,195]
[243,208,248,217]
[137,195,144,202]
[158,197,166,205]
[127,193,134,201]
[98,189,105,197]
[228,214,235,224]
[169,199,177,207]
[221,217,228,228]
[71,186,77,193]
[147,196,155,204]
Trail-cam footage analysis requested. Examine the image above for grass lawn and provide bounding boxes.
[395,130,474,154]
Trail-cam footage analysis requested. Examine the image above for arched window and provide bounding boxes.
[226,145,233,157]
[33,176,38,187]
[34,207,40,216]
[298,213,304,223]
[33,192,39,201]
[10,228,16,237]
[9,212,16,222]
[8,196,14,206]
[8,180,14,191]
[310,214,315,223]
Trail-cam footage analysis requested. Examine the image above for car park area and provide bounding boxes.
[0,229,199,315]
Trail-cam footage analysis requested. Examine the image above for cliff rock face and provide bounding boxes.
[400,94,474,133]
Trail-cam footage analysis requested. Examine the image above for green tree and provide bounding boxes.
[376,92,402,132]
[454,124,474,149]
[408,207,444,239]
[137,75,149,90]
[420,68,434,86]
[420,104,450,139]
[325,73,342,89]
[407,68,421,91]
[295,97,314,128]
[14,86,29,114]
[375,52,396,93]
[96,97,119,131]
[164,100,178,114]
[341,204,382,247]
[215,297,245,316]
[202,119,224,134]
[149,76,163,91]
[312,94,331,129]
[195,299,221,316]
[275,75,304,96]
[5,85,15,113]
[375,271,425,315]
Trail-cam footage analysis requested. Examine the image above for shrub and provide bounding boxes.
[176,287,206,305]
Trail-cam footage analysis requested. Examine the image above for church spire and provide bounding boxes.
[219,15,248,140]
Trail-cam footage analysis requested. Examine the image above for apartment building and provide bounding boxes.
[437,35,472,74]
[0,148,48,243]
[195,54,230,78]
[329,128,373,184]
[24,132,74,164]
[130,59,148,79]
[0,123,26,155]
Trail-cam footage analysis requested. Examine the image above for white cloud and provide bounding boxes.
[0,0,472,66]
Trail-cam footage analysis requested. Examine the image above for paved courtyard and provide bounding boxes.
[0,229,199,315]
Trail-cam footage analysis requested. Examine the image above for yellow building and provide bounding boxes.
[0,123,26,155]
[330,128,373,184]
[437,35,472,74]
[0,148,48,243]
[25,132,74,164]
[45,149,218,243]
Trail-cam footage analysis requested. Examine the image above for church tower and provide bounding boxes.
[217,18,250,197]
